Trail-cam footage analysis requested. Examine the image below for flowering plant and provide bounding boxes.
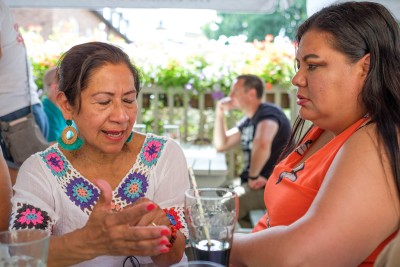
[135,34,296,100]
[245,34,296,89]
[28,31,296,100]
[31,54,59,91]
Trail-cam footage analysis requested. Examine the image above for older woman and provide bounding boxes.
[230,2,400,266]
[9,42,189,267]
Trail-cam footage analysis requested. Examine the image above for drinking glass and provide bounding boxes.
[170,260,224,267]
[184,188,238,266]
[0,229,50,267]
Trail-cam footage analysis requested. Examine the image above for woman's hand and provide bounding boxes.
[131,197,171,228]
[130,197,187,267]
[83,179,172,256]
[47,179,171,266]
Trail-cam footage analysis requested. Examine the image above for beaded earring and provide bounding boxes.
[57,120,83,151]
[126,131,133,143]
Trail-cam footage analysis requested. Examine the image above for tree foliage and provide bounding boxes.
[202,0,307,41]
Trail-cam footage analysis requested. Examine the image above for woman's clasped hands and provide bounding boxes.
[75,179,173,259]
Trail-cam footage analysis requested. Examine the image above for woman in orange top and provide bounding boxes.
[230,2,400,266]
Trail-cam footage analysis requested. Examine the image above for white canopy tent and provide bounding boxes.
[3,0,399,18]
[307,0,400,19]
[3,0,294,13]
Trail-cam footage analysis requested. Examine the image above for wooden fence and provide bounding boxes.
[136,86,298,178]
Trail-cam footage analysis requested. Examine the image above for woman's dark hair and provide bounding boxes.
[284,1,400,193]
[57,41,142,112]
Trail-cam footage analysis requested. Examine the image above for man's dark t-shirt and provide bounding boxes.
[237,102,291,183]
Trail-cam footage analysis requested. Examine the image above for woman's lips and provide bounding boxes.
[102,130,125,140]
[296,94,309,106]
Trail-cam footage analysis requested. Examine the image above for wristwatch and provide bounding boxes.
[248,175,259,180]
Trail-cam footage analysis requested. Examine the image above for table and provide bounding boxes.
[181,144,228,188]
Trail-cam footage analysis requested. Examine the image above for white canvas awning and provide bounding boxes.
[3,0,294,13]
[4,0,399,18]
[307,0,400,19]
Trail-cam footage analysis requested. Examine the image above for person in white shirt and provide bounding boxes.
[0,0,49,183]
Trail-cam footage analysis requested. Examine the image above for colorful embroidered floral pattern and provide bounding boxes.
[118,172,148,204]
[140,137,166,167]
[66,177,99,210]
[13,203,50,230]
[163,208,183,230]
[41,148,68,178]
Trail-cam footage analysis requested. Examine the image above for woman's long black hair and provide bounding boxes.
[282,2,400,194]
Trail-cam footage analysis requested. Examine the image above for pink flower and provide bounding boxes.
[17,208,44,226]
[45,152,64,172]
[143,140,162,161]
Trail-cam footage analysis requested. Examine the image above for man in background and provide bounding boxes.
[0,0,49,183]
[213,74,291,228]
[42,66,64,142]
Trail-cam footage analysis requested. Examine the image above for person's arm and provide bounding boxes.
[0,149,12,231]
[213,99,241,151]
[247,119,279,190]
[231,124,399,266]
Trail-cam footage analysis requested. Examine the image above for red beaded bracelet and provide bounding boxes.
[167,225,177,248]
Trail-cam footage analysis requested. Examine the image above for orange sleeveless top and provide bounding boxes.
[252,117,396,266]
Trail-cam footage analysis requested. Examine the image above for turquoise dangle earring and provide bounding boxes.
[126,131,133,143]
[57,120,83,150]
